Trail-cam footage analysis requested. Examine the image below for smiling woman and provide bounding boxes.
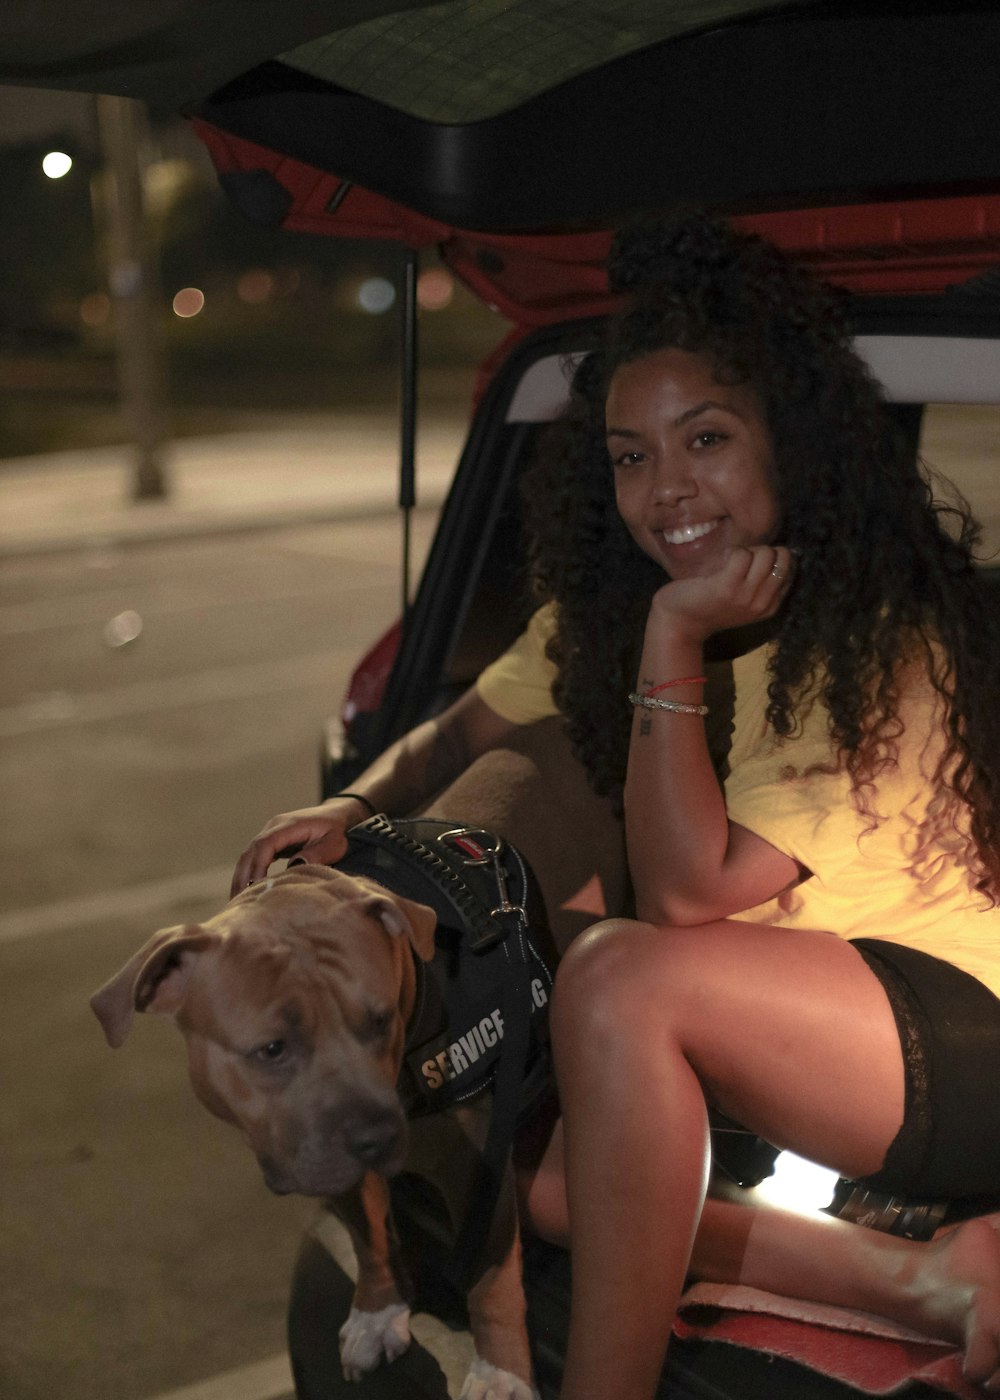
[500,209,1000,1400]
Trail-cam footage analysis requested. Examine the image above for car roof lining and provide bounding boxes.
[279,0,805,124]
[0,0,812,110]
[5,4,998,238]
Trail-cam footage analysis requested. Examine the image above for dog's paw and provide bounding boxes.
[338,1301,411,1380]
[459,1357,539,1400]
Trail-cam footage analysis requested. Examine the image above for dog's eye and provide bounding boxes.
[361,1010,394,1043]
[250,1038,288,1065]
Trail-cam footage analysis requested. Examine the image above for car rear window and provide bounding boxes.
[920,405,1000,563]
[504,339,1000,563]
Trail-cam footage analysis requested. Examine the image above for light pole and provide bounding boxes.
[94,94,169,501]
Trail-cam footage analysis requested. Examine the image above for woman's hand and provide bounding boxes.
[651,544,795,644]
[229,687,518,899]
[230,795,369,895]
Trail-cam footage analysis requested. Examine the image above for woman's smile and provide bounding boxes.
[659,517,722,546]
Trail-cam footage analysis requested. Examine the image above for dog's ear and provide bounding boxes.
[361,894,437,962]
[90,925,216,1048]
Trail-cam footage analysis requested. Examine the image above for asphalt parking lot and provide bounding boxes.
[0,412,459,1400]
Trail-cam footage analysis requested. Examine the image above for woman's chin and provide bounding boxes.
[657,546,726,579]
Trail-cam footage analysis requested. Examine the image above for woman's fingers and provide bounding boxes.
[716,544,796,617]
[768,545,793,582]
[763,544,796,591]
[230,812,349,895]
[650,543,798,641]
[231,822,307,896]
[294,828,352,869]
[758,545,795,610]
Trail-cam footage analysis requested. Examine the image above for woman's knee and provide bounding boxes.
[551,916,680,1043]
[551,916,746,1051]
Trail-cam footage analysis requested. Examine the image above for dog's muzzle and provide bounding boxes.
[259,1098,408,1197]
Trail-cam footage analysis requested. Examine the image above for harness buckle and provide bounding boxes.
[437,827,527,923]
[436,826,503,866]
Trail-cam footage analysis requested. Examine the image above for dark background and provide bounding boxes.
[0,86,504,461]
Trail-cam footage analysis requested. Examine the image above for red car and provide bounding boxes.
[193,31,1000,1394]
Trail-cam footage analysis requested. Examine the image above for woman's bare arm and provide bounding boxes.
[230,687,517,893]
[626,545,802,924]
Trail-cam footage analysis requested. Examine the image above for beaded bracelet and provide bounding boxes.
[335,790,378,817]
[628,692,709,717]
[646,676,707,696]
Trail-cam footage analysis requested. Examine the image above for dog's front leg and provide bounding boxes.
[461,1168,538,1400]
[330,1172,412,1381]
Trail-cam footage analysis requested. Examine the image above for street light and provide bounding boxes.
[42,151,73,179]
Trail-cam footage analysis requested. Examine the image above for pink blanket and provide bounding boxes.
[675,1282,979,1397]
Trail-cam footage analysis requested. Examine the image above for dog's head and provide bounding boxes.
[90,864,437,1196]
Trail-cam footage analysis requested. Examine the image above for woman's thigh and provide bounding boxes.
[552,918,906,1182]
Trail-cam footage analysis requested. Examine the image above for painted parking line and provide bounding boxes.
[0,865,233,944]
[142,1353,294,1400]
[0,651,342,738]
[0,564,398,637]
[135,1219,474,1400]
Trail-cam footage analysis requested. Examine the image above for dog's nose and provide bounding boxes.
[343,1109,404,1166]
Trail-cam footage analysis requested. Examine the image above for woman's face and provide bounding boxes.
[606,347,780,579]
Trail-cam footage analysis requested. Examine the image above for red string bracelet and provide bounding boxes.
[646,676,707,697]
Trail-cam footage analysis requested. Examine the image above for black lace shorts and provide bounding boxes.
[852,937,1000,1200]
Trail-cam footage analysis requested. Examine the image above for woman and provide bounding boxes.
[232,213,1000,1392]
[523,214,1000,1397]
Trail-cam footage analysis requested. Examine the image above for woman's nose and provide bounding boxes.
[651,457,694,504]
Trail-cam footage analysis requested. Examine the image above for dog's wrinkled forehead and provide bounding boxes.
[232,864,384,914]
[220,863,437,967]
[183,872,403,1028]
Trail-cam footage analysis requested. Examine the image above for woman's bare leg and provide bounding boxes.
[524,1136,1000,1380]
[524,1140,1000,1380]
[543,917,1000,1399]
[696,1195,1000,1379]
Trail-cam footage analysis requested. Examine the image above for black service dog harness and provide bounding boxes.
[334,814,555,1284]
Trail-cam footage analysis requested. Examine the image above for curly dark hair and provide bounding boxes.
[522,210,1000,898]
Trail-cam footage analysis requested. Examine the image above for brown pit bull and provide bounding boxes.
[90,863,538,1400]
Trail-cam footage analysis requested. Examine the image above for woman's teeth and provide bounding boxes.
[661,519,719,545]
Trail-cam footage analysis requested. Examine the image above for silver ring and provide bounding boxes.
[771,565,783,580]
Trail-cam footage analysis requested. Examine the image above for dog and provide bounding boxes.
[90,862,539,1400]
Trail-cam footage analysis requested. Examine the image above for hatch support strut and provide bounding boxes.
[399,247,418,623]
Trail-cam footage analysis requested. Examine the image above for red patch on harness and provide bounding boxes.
[449,835,488,860]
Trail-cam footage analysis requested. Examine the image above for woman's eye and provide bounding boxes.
[692,430,726,449]
[611,450,644,468]
[250,1038,288,1065]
